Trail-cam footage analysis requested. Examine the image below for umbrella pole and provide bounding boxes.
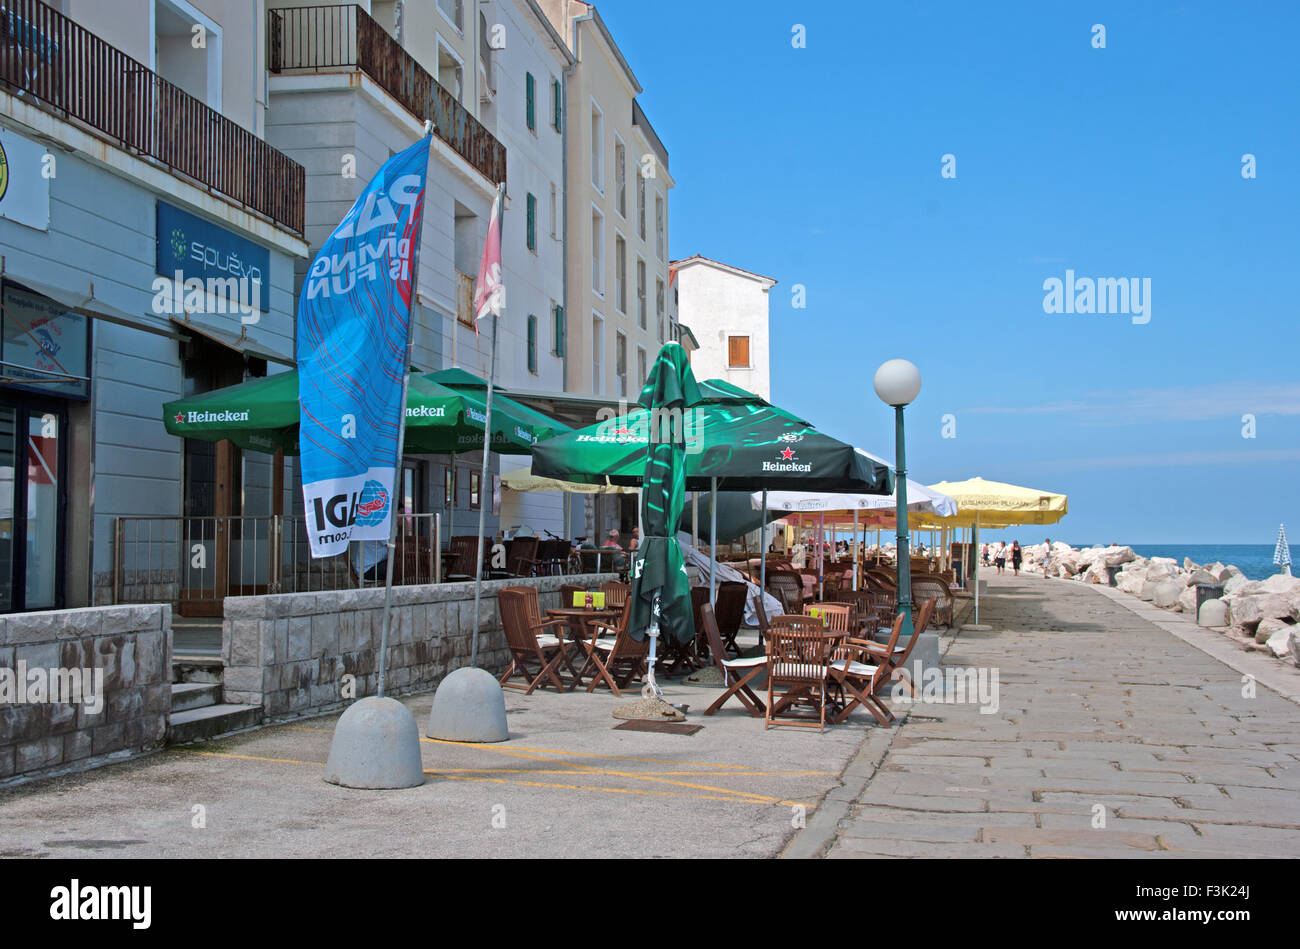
[692,492,698,548]
[974,511,981,624]
[447,450,455,543]
[643,591,663,699]
[376,341,416,698]
[709,476,718,603]
[818,512,825,599]
[759,488,768,602]
[853,508,859,591]
[470,309,500,668]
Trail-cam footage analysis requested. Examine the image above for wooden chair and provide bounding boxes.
[804,602,853,634]
[752,591,771,644]
[579,598,649,696]
[600,580,630,609]
[852,595,939,703]
[447,535,486,581]
[497,587,574,694]
[712,580,749,657]
[504,535,539,578]
[765,614,839,732]
[825,610,906,726]
[700,603,767,718]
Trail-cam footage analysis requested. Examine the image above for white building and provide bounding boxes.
[671,255,776,400]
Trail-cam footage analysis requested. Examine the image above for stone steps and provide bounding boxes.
[169,682,220,713]
[167,704,263,745]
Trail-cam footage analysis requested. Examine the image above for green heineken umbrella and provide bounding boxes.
[627,345,701,703]
[530,381,891,493]
[163,370,536,456]
[424,367,573,443]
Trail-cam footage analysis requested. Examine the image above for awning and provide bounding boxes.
[0,270,187,341]
[169,315,293,366]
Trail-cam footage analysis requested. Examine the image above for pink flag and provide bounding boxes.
[472,184,505,331]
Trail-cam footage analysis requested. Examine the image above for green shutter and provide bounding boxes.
[527,315,538,373]
[526,193,536,251]
[553,79,563,131]
[525,72,536,131]
[554,304,565,356]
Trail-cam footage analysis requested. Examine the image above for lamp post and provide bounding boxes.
[874,358,921,637]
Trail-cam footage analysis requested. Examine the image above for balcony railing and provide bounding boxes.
[269,4,507,185]
[0,0,305,234]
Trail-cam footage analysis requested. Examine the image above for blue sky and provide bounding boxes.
[602,0,1300,544]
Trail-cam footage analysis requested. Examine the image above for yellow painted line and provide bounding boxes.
[171,748,323,767]
[436,772,814,808]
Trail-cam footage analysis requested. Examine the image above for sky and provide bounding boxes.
[598,0,1300,545]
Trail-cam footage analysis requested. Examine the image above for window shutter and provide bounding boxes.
[526,193,536,250]
[554,304,566,356]
[525,72,536,130]
[728,336,750,368]
[553,79,563,131]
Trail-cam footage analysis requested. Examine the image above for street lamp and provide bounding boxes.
[874,358,921,637]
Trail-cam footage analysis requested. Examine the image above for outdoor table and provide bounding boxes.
[545,607,620,646]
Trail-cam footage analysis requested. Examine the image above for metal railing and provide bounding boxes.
[113,513,442,608]
[0,0,306,233]
[268,4,507,185]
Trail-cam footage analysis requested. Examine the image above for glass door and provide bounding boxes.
[0,400,66,612]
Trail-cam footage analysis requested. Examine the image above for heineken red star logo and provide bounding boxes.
[779,447,796,461]
[174,412,184,424]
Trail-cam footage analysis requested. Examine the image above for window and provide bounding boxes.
[728,336,751,368]
[444,467,455,508]
[592,314,604,395]
[437,0,464,32]
[525,71,536,131]
[437,40,464,102]
[655,278,665,343]
[614,137,626,218]
[636,259,647,330]
[553,304,566,356]
[590,101,604,191]
[526,192,537,252]
[591,207,604,296]
[527,314,538,373]
[154,0,222,110]
[470,471,481,510]
[637,173,646,240]
[637,347,647,391]
[655,195,665,259]
[616,332,627,397]
[614,235,626,313]
[552,77,563,131]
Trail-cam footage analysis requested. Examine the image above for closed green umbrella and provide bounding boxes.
[628,344,701,698]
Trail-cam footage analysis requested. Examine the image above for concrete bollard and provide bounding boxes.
[427,666,509,742]
[324,696,425,789]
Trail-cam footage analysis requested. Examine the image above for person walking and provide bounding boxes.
[981,543,990,565]
[1011,540,1023,576]
[994,542,1006,575]
[1042,537,1052,578]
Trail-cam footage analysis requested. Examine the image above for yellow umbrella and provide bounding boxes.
[915,477,1068,623]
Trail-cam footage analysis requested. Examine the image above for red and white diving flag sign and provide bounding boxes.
[472,184,506,329]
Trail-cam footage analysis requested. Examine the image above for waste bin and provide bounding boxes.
[1105,565,1122,587]
[1195,582,1226,618]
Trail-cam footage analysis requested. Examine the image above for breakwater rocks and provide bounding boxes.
[1023,542,1300,668]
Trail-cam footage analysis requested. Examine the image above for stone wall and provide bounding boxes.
[222,573,615,720]
[0,604,171,784]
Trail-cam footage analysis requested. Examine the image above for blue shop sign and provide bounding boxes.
[156,201,270,315]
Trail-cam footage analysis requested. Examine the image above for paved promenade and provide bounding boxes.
[793,573,1300,858]
[3,574,1298,858]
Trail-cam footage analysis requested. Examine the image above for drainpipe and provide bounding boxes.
[562,5,594,394]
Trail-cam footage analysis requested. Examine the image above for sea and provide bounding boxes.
[1101,545,1294,581]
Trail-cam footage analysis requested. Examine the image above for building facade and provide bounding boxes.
[0,0,309,613]
[671,255,776,401]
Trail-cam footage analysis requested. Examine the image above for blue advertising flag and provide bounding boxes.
[297,136,430,557]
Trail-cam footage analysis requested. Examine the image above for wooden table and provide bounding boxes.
[545,607,620,645]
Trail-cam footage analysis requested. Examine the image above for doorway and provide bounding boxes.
[0,399,68,613]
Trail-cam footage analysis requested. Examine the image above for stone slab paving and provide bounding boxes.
[808,574,1300,859]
